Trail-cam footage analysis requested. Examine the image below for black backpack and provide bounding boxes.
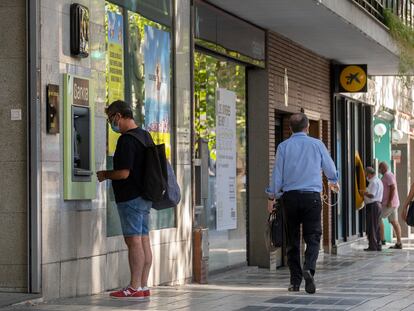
[407,202,414,226]
[125,130,181,209]
[125,130,167,203]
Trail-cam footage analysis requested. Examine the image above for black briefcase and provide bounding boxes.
[268,200,284,248]
[407,202,414,226]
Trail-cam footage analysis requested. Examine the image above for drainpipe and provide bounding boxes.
[27,0,41,294]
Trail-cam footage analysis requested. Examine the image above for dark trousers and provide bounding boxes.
[366,202,382,250]
[282,191,322,286]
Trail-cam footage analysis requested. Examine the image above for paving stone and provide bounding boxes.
[4,240,414,310]
[290,297,317,305]
[236,307,270,311]
[334,298,366,305]
[266,297,298,304]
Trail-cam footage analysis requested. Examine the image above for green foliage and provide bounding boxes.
[384,9,414,85]
[194,53,246,161]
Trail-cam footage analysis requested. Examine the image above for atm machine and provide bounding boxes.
[63,74,96,200]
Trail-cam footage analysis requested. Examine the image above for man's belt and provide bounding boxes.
[284,190,320,195]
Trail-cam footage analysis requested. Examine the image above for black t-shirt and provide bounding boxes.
[112,127,152,203]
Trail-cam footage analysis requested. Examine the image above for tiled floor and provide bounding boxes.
[3,239,414,310]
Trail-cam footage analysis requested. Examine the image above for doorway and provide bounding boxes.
[309,120,320,139]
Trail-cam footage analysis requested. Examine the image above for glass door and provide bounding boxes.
[193,51,247,271]
[334,96,346,241]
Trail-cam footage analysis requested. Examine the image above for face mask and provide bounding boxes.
[111,117,121,133]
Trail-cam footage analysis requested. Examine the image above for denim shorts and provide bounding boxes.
[116,197,152,236]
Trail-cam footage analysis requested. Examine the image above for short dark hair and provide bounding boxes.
[105,100,133,119]
[289,113,309,133]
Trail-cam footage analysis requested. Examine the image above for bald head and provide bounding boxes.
[290,113,309,133]
[379,162,388,175]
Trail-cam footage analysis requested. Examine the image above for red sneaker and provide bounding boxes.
[143,289,150,297]
[110,286,144,300]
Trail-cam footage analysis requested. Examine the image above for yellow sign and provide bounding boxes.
[339,65,367,92]
[106,11,124,156]
[108,42,124,104]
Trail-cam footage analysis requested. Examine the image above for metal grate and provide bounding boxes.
[351,0,414,28]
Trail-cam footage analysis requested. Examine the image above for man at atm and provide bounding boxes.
[97,100,153,300]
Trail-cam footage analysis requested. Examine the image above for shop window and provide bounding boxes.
[105,1,175,237]
[110,0,172,27]
[193,52,247,271]
[194,0,265,68]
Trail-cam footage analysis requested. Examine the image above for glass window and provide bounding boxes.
[126,10,175,230]
[194,0,265,68]
[194,52,247,271]
[335,98,344,241]
[106,2,124,237]
[109,0,172,27]
[105,1,175,237]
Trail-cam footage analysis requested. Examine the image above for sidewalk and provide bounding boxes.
[2,239,414,311]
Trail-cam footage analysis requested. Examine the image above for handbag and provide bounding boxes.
[265,200,284,249]
[407,202,414,226]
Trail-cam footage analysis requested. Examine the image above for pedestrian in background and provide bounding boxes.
[378,162,403,249]
[363,167,383,251]
[266,113,339,294]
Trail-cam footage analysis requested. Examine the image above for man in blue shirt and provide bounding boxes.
[267,113,339,294]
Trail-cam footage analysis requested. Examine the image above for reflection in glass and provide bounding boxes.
[127,10,175,231]
[194,52,247,271]
[105,2,175,237]
[106,2,124,237]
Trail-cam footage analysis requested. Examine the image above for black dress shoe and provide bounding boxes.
[389,243,402,249]
[288,284,300,292]
[364,247,376,251]
[303,270,316,294]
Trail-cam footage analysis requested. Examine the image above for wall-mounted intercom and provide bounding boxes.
[47,84,59,134]
[63,74,95,200]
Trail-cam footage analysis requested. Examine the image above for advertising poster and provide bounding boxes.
[106,11,124,155]
[144,25,171,159]
[216,88,237,231]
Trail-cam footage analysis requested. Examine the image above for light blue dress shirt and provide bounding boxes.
[267,132,338,198]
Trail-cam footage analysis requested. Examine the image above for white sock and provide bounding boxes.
[142,286,149,291]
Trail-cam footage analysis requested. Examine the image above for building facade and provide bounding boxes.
[0,0,413,300]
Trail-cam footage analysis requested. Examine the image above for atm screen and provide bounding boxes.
[72,106,92,179]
